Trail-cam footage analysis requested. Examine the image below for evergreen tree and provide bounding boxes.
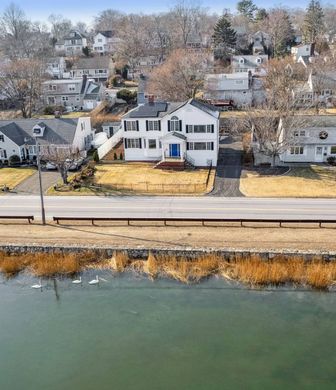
[237,0,257,21]
[303,0,324,43]
[212,14,236,60]
[255,8,268,22]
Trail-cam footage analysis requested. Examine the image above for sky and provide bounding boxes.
[0,0,316,25]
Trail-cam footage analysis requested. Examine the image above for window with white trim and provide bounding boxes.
[186,125,214,133]
[0,135,4,142]
[68,85,76,92]
[125,138,141,148]
[148,139,156,149]
[62,96,69,101]
[147,120,160,131]
[170,116,181,132]
[0,149,7,158]
[187,142,214,150]
[290,146,304,155]
[125,121,138,131]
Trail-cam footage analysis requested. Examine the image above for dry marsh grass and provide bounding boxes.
[1,250,336,290]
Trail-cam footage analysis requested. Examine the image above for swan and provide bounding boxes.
[88,275,99,285]
[72,276,82,284]
[31,279,43,289]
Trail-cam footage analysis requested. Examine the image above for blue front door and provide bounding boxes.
[169,144,180,157]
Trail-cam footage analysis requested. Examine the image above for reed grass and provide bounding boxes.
[0,250,336,290]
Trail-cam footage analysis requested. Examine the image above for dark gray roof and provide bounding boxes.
[170,132,187,140]
[99,31,113,38]
[0,118,79,146]
[124,99,219,119]
[189,99,220,118]
[126,102,184,118]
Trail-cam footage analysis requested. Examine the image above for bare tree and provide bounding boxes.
[148,49,208,101]
[40,144,80,185]
[93,9,125,33]
[0,58,46,118]
[48,14,72,41]
[264,8,294,57]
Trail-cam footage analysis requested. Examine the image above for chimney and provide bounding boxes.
[148,95,155,105]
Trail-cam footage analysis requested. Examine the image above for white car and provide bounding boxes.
[46,162,57,170]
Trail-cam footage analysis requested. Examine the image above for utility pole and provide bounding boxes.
[35,138,46,225]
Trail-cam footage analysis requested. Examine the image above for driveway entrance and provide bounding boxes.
[211,136,244,197]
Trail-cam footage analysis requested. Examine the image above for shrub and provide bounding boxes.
[117,89,137,104]
[93,150,99,163]
[119,152,123,160]
[9,154,21,166]
[113,152,117,160]
[43,105,65,115]
[327,156,336,166]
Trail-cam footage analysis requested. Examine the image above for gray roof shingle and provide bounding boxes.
[0,118,79,146]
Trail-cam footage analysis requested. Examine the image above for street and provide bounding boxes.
[0,195,336,220]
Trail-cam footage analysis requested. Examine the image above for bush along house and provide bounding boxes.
[121,98,219,169]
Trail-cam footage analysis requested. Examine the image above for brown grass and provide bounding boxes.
[0,168,35,190]
[0,250,336,290]
[240,165,336,198]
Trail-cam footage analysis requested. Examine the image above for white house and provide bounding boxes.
[55,30,88,56]
[231,55,268,76]
[121,99,219,167]
[291,43,315,63]
[0,118,93,163]
[102,121,121,138]
[46,57,67,79]
[93,31,122,55]
[70,57,113,82]
[204,72,253,108]
[252,116,336,165]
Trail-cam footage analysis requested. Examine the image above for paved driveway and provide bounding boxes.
[211,136,244,197]
[14,170,60,195]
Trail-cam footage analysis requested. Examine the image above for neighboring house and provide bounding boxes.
[70,57,113,82]
[102,121,122,138]
[231,55,268,76]
[46,57,67,79]
[0,117,93,163]
[93,31,122,55]
[204,72,253,108]
[293,71,336,107]
[121,99,219,167]
[249,31,272,55]
[291,43,315,63]
[42,76,104,111]
[55,30,88,56]
[252,116,336,165]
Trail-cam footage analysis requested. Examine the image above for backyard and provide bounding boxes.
[0,167,35,190]
[240,165,336,197]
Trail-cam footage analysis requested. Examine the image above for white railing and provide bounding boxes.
[97,128,123,160]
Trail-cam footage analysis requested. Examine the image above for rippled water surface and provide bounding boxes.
[0,272,335,390]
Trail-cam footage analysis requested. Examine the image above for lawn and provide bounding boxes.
[240,165,336,197]
[0,167,35,190]
[94,163,215,194]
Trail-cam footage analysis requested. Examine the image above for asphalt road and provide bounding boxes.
[0,195,336,221]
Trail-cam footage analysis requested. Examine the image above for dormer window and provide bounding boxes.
[32,123,45,138]
[239,58,245,64]
[256,57,262,64]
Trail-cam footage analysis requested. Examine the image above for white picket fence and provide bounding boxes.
[97,128,123,160]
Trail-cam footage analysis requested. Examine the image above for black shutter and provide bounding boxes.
[211,142,214,150]
[136,120,139,131]
[179,120,182,131]
[139,138,142,149]
[158,121,161,131]
[168,120,171,132]
[186,142,189,151]
[124,138,128,149]
[211,124,214,133]
[146,120,149,131]
[124,121,127,132]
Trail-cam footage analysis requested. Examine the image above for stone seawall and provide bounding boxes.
[1,244,336,261]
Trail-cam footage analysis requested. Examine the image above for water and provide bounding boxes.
[0,272,336,390]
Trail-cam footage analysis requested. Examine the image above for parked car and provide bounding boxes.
[46,162,57,170]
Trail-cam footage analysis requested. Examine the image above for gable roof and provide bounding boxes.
[123,99,219,119]
[97,31,113,38]
[72,56,111,70]
[0,118,80,146]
